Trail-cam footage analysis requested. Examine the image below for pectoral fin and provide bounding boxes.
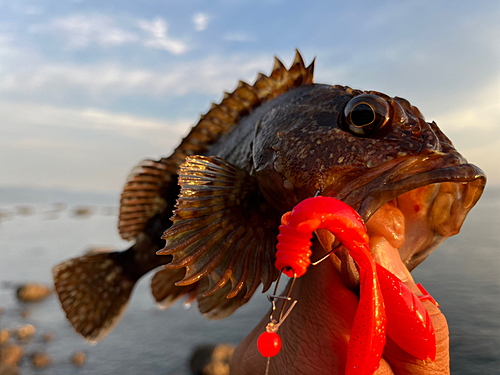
[155,156,279,318]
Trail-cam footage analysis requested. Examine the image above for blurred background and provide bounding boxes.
[0,0,499,374]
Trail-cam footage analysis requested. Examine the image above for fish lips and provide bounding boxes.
[320,155,485,288]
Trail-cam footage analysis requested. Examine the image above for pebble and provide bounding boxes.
[71,351,87,367]
[189,343,235,375]
[72,207,95,218]
[15,206,35,216]
[30,352,52,368]
[0,344,23,366]
[16,324,36,340]
[16,283,53,302]
[0,211,14,220]
[0,365,20,375]
[211,344,234,363]
[203,362,230,375]
[0,331,9,344]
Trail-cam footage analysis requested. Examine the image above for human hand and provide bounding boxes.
[230,254,449,375]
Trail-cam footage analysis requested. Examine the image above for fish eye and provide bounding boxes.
[340,94,391,137]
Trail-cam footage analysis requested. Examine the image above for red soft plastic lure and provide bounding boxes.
[260,196,437,375]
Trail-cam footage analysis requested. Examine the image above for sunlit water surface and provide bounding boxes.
[0,188,499,374]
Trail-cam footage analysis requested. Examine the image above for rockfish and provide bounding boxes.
[52,51,485,343]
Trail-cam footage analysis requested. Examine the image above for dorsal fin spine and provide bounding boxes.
[253,73,276,101]
[221,95,251,117]
[232,84,260,108]
[219,102,240,120]
[272,56,284,71]
[305,58,316,84]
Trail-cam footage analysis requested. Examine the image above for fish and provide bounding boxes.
[52,50,486,344]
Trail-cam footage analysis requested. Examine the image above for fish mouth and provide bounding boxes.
[317,154,486,291]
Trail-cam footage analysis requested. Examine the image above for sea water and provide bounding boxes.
[0,187,498,374]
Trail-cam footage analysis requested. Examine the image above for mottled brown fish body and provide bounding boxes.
[52,51,485,344]
[161,83,485,316]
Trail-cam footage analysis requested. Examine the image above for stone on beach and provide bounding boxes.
[72,206,95,218]
[189,343,234,375]
[0,364,20,375]
[0,331,9,344]
[71,351,87,367]
[16,283,53,302]
[30,352,52,368]
[0,344,23,366]
[16,324,36,340]
[15,206,35,216]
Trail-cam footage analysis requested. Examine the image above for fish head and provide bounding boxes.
[253,84,486,278]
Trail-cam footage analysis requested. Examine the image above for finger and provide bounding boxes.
[375,358,395,375]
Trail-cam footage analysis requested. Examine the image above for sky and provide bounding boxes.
[0,0,498,193]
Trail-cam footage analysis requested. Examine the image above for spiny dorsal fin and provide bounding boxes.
[177,50,314,156]
[156,156,279,319]
[118,51,313,241]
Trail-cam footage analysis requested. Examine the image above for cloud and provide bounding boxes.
[28,14,188,54]
[438,100,499,132]
[193,13,210,32]
[0,101,190,135]
[13,138,70,150]
[138,17,187,54]
[0,101,193,191]
[0,51,284,192]
[0,54,272,99]
[222,31,256,42]
[428,77,500,184]
[0,33,15,60]
[29,14,139,49]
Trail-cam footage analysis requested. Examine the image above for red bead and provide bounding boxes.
[257,332,282,357]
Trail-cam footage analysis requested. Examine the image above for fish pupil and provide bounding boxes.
[350,103,375,127]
